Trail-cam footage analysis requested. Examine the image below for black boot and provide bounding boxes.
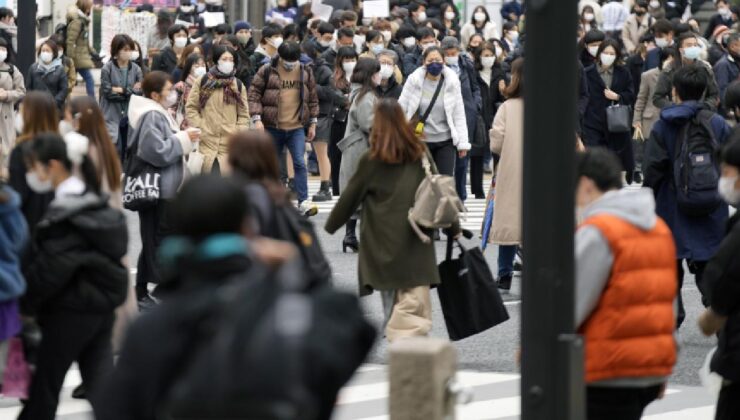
[343,219,359,253]
[313,181,332,202]
[497,274,512,292]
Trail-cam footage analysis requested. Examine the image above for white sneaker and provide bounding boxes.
[298,201,318,217]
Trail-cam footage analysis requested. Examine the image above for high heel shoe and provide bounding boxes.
[343,235,359,253]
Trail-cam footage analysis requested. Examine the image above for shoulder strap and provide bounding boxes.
[261,64,272,96]
[419,74,445,125]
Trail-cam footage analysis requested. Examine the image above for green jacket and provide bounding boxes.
[325,152,440,296]
[66,8,95,70]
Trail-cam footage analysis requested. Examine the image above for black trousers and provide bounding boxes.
[586,385,662,420]
[717,381,740,420]
[426,140,456,176]
[676,259,708,329]
[470,156,485,197]
[19,312,115,420]
[329,120,347,195]
[136,200,173,296]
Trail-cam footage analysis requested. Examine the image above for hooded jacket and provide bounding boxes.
[576,188,677,385]
[21,193,128,316]
[643,101,731,260]
[0,185,27,302]
[128,95,193,200]
[398,66,472,151]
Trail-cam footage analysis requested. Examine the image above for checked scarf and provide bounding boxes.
[198,67,244,112]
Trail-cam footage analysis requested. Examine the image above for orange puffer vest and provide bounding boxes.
[579,214,678,384]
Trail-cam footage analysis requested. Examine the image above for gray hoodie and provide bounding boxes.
[127,95,192,200]
[575,187,675,388]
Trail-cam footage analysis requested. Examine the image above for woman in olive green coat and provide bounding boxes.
[66,0,97,97]
[326,99,458,342]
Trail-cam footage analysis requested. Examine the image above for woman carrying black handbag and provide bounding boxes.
[125,71,200,309]
[583,38,636,182]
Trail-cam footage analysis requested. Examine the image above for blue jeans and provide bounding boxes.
[268,127,308,202]
[455,154,469,201]
[498,245,517,278]
[77,68,95,97]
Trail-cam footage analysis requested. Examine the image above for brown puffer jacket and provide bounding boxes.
[247,57,319,128]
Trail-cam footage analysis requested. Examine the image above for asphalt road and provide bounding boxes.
[124,204,714,387]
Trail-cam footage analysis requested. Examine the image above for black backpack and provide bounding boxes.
[160,260,376,420]
[673,109,722,217]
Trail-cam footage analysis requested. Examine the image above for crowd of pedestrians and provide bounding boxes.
[1,0,740,419]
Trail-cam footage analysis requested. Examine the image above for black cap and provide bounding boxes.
[583,29,606,44]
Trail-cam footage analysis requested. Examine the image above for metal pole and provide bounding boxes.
[17,0,36,75]
[521,0,585,419]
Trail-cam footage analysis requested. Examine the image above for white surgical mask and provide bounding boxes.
[719,7,733,19]
[655,37,669,48]
[380,64,394,79]
[481,56,495,69]
[381,31,392,43]
[422,42,436,51]
[193,66,207,77]
[318,39,332,48]
[650,0,661,8]
[342,61,357,74]
[474,12,486,22]
[508,31,519,42]
[362,17,373,26]
[445,55,459,66]
[283,60,299,71]
[588,45,600,57]
[583,13,595,22]
[174,36,188,48]
[403,37,417,48]
[0,50,8,62]
[39,51,53,64]
[354,35,366,54]
[682,46,702,60]
[25,172,53,194]
[218,60,234,74]
[237,33,251,45]
[370,43,384,55]
[600,53,616,67]
[270,37,284,49]
[417,11,427,22]
[163,90,178,108]
[131,50,140,61]
[719,176,740,205]
[445,11,456,20]
[118,51,131,61]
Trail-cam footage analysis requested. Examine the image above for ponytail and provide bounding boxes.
[79,155,100,194]
[27,132,100,194]
[64,132,99,194]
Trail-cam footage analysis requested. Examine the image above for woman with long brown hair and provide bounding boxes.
[65,96,123,208]
[488,57,524,292]
[326,98,458,342]
[8,91,58,235]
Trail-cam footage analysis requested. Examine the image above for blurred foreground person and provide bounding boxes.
[575,148,677,420]
[96,175,375,420]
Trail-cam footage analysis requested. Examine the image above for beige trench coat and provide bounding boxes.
[185,76,250,173]
[489,98,523,246]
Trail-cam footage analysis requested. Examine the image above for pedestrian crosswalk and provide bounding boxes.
[306,179,492,231]
[0,363,716,419]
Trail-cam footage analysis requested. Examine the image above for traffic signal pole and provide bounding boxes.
[17,1,36,76]
[521,0,585,419]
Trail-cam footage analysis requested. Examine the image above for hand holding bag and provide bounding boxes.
[437,238,509,341]
[606,101,632,134]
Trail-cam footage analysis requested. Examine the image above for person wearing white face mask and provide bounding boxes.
[644,18,674,70]
[500,21,519,55]
[247,41,319,216]
[128,71,201,306]
[186,46,249,175]
[0,37,24,170]
[408,1,427,25]
[173,54,206,130]
[697,139,740,420]
[474,42,506,197]
[461,6,499,51]
[705,0,736,40]
[248,23,283,81]
[652,33,720,110]
[152,24,189,75]
[440,3,461,39]
[26,40,68,112]
[583,39,638,182]
[375,49,404,99]
[100,35,143,147]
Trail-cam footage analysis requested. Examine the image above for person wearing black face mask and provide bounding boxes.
[622,1,654,54]
[715,33,740,118]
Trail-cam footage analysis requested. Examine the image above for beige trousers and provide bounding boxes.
[383,286,433,342]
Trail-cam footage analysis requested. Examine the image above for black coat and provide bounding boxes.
[26,63,68,111]
[21,193,128,316]
[151,46,178,75]
[582,64,636,171]
[314,58,347,118]
[625,53,644,108]
[706,212,740,381]
[476,66,506,157]
[376,74,403,99]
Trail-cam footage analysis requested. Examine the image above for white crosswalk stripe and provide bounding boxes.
[0,363,716,419]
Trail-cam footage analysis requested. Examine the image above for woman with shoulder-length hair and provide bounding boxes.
[8,91,58,236]
[327,98,460,342]
[337,57,382,253]
[489,57,524,292]
[398,46,471,177]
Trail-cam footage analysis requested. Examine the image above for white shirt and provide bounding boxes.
[601,2,628,32]
[55,175,85,199]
